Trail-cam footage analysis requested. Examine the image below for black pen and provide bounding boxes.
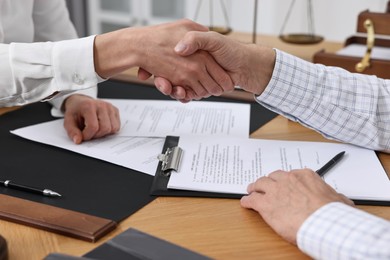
[0,180,61,197]
[316,151,345,177]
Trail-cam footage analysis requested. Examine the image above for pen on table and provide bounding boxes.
[316,151,345,177]
[0,180,61,197]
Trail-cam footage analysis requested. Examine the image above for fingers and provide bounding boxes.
[174,33,234,98]
[63,95,120,144]
[240,192,263,211]
[138,68,153,80]
[175,31,223,57]
[339,193,355,206]
[247,176,275,194]
[81,102,120,140]
[79,108,101,141]
[170,51,233,100]
[63,114,83,144]
[177,18,209,33]
[154,77,174,96]
[246,170,289,193]
[196,51,234,96]
[154,77,203,101]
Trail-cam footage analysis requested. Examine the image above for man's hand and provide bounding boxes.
[155,31,277,102]
[240,169,354,244]
[62,94,120,144]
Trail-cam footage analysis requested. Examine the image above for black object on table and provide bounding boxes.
[0,235,7,260]
[0,80,277,222]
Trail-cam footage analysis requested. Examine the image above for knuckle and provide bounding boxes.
[87,123,99,134]
[100,124,112,134]
[221,77,235,91]
[186,31,198,41]
[208,86,222,96]
[113,106,120,115]
[197,88,208,97]
[176,75,188,86]
[187,63,203,75]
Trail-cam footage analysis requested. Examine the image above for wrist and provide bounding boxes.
[63,94,92,112]
[241,44,275,95]
[93,28,144,79]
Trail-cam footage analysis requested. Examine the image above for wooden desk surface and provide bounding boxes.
[1,34,387,260]
[1,113,390,260]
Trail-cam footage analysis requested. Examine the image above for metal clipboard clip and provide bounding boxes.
[157,146,183,176]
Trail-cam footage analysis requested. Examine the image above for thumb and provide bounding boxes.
[64,117,83,144]
[174,31,221,56]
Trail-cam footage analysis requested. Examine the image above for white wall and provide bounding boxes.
[231,0,388,42]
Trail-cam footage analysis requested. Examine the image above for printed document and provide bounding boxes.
[11,119,164,175]
[167,136,390,201]
[11,99,250,175]
[110,99,250,137]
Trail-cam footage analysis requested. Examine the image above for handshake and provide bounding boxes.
[94,19,276,103]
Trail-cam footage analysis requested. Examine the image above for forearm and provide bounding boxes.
[257,50,390,152]
[93,27,143,79]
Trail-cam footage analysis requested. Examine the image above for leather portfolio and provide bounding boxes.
[313,4,390,79]
[44,228,211,260]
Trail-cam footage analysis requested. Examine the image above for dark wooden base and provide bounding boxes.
[0,235,8,260]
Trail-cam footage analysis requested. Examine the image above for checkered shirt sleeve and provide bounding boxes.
[297,202,390,259]
[256,49,390,152]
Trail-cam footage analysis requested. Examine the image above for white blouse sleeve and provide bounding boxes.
[0,35,100,107]
[32,0,100,116]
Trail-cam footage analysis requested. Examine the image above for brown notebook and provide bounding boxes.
[0,194,116,242]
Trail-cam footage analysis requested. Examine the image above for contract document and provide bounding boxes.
[11,99,250,175]
[167,136,390,202]
[11,119,164,175]
[110,99,250,137]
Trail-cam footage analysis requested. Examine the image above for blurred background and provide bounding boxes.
[65,0,388,42]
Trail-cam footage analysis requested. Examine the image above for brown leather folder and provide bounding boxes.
[0,194,116,242]
[313,5,390,79]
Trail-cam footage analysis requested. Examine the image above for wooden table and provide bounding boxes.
[2,33,389,260]
[1,110,390,260]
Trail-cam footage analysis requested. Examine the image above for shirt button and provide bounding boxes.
[72,73,85,85]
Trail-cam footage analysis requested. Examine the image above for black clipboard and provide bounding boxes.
[0,80,278,240]
[150,136,242,199]
[0,80,277,219]
[150,137,390,206]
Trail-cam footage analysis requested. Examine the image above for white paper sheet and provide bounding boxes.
[168,136,390,201]
[109,99,250,137]
[11,99,251,175]
[11,119,164,175]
